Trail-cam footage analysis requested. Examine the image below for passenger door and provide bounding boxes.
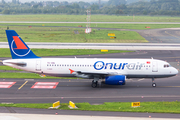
[152,61,158,72]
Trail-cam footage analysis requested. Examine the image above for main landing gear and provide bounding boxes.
[91,80,98,88]
[152,78,156,87]
[91,77,99,88]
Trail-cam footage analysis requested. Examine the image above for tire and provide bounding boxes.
[152,83,156,87]
[91,81,98,88]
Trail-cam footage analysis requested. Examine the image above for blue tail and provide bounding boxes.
[5,30,40,59]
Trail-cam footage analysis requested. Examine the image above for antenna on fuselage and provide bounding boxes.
[74,56,77,58]
[151,57,153,59]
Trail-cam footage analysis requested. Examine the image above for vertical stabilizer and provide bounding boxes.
[5,30,40,59]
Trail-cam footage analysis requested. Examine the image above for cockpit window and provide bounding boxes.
[164,64,170,68]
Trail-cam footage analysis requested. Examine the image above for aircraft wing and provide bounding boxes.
[71,69,124,78]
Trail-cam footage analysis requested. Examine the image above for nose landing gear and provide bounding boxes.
[152,78,156,87]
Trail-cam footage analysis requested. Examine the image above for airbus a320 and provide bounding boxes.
[2,30,178,88]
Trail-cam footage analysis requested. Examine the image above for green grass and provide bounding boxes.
[0,25,147,42]
[0,72,77,79]
[0,48,134,57]
[93,24,180,30]
[0,66,22,71]
[0,72,56,79]
[1,23,180,30]
[1,14,180,22]
[1,101,180,114]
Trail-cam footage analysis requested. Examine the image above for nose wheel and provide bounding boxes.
[152,78,156,87]
[152,83,156,87]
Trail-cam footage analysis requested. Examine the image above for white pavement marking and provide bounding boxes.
[0,82,16,85]
[34,82,59,86]
[0,85,13,88]
[31,82,59,89]
[24,79,34,81]
[0,82,16,88]
[0,113,178,120]
[31,86,57,89]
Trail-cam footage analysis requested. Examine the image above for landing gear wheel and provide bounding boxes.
[152,78,156,87]
[152,83,156,87]
[91,81,98,88]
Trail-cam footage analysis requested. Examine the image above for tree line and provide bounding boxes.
[1,0,180,16]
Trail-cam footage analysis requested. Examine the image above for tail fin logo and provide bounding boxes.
[11,36,30,57]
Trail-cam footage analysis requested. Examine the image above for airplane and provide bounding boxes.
[2,30,179,88]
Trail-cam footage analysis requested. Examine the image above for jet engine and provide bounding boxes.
[103,75,126,85]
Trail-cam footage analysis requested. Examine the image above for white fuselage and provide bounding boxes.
[3,58,178,79]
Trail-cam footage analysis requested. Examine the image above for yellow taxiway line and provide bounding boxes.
[18,81,28,90]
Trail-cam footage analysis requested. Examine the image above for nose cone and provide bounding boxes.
[173,67,178,75]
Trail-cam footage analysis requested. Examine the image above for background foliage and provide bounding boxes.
[0,0,180,16]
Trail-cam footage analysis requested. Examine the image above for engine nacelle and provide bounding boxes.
[104,75,126,85]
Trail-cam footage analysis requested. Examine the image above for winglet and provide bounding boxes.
[5,30,40,59]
